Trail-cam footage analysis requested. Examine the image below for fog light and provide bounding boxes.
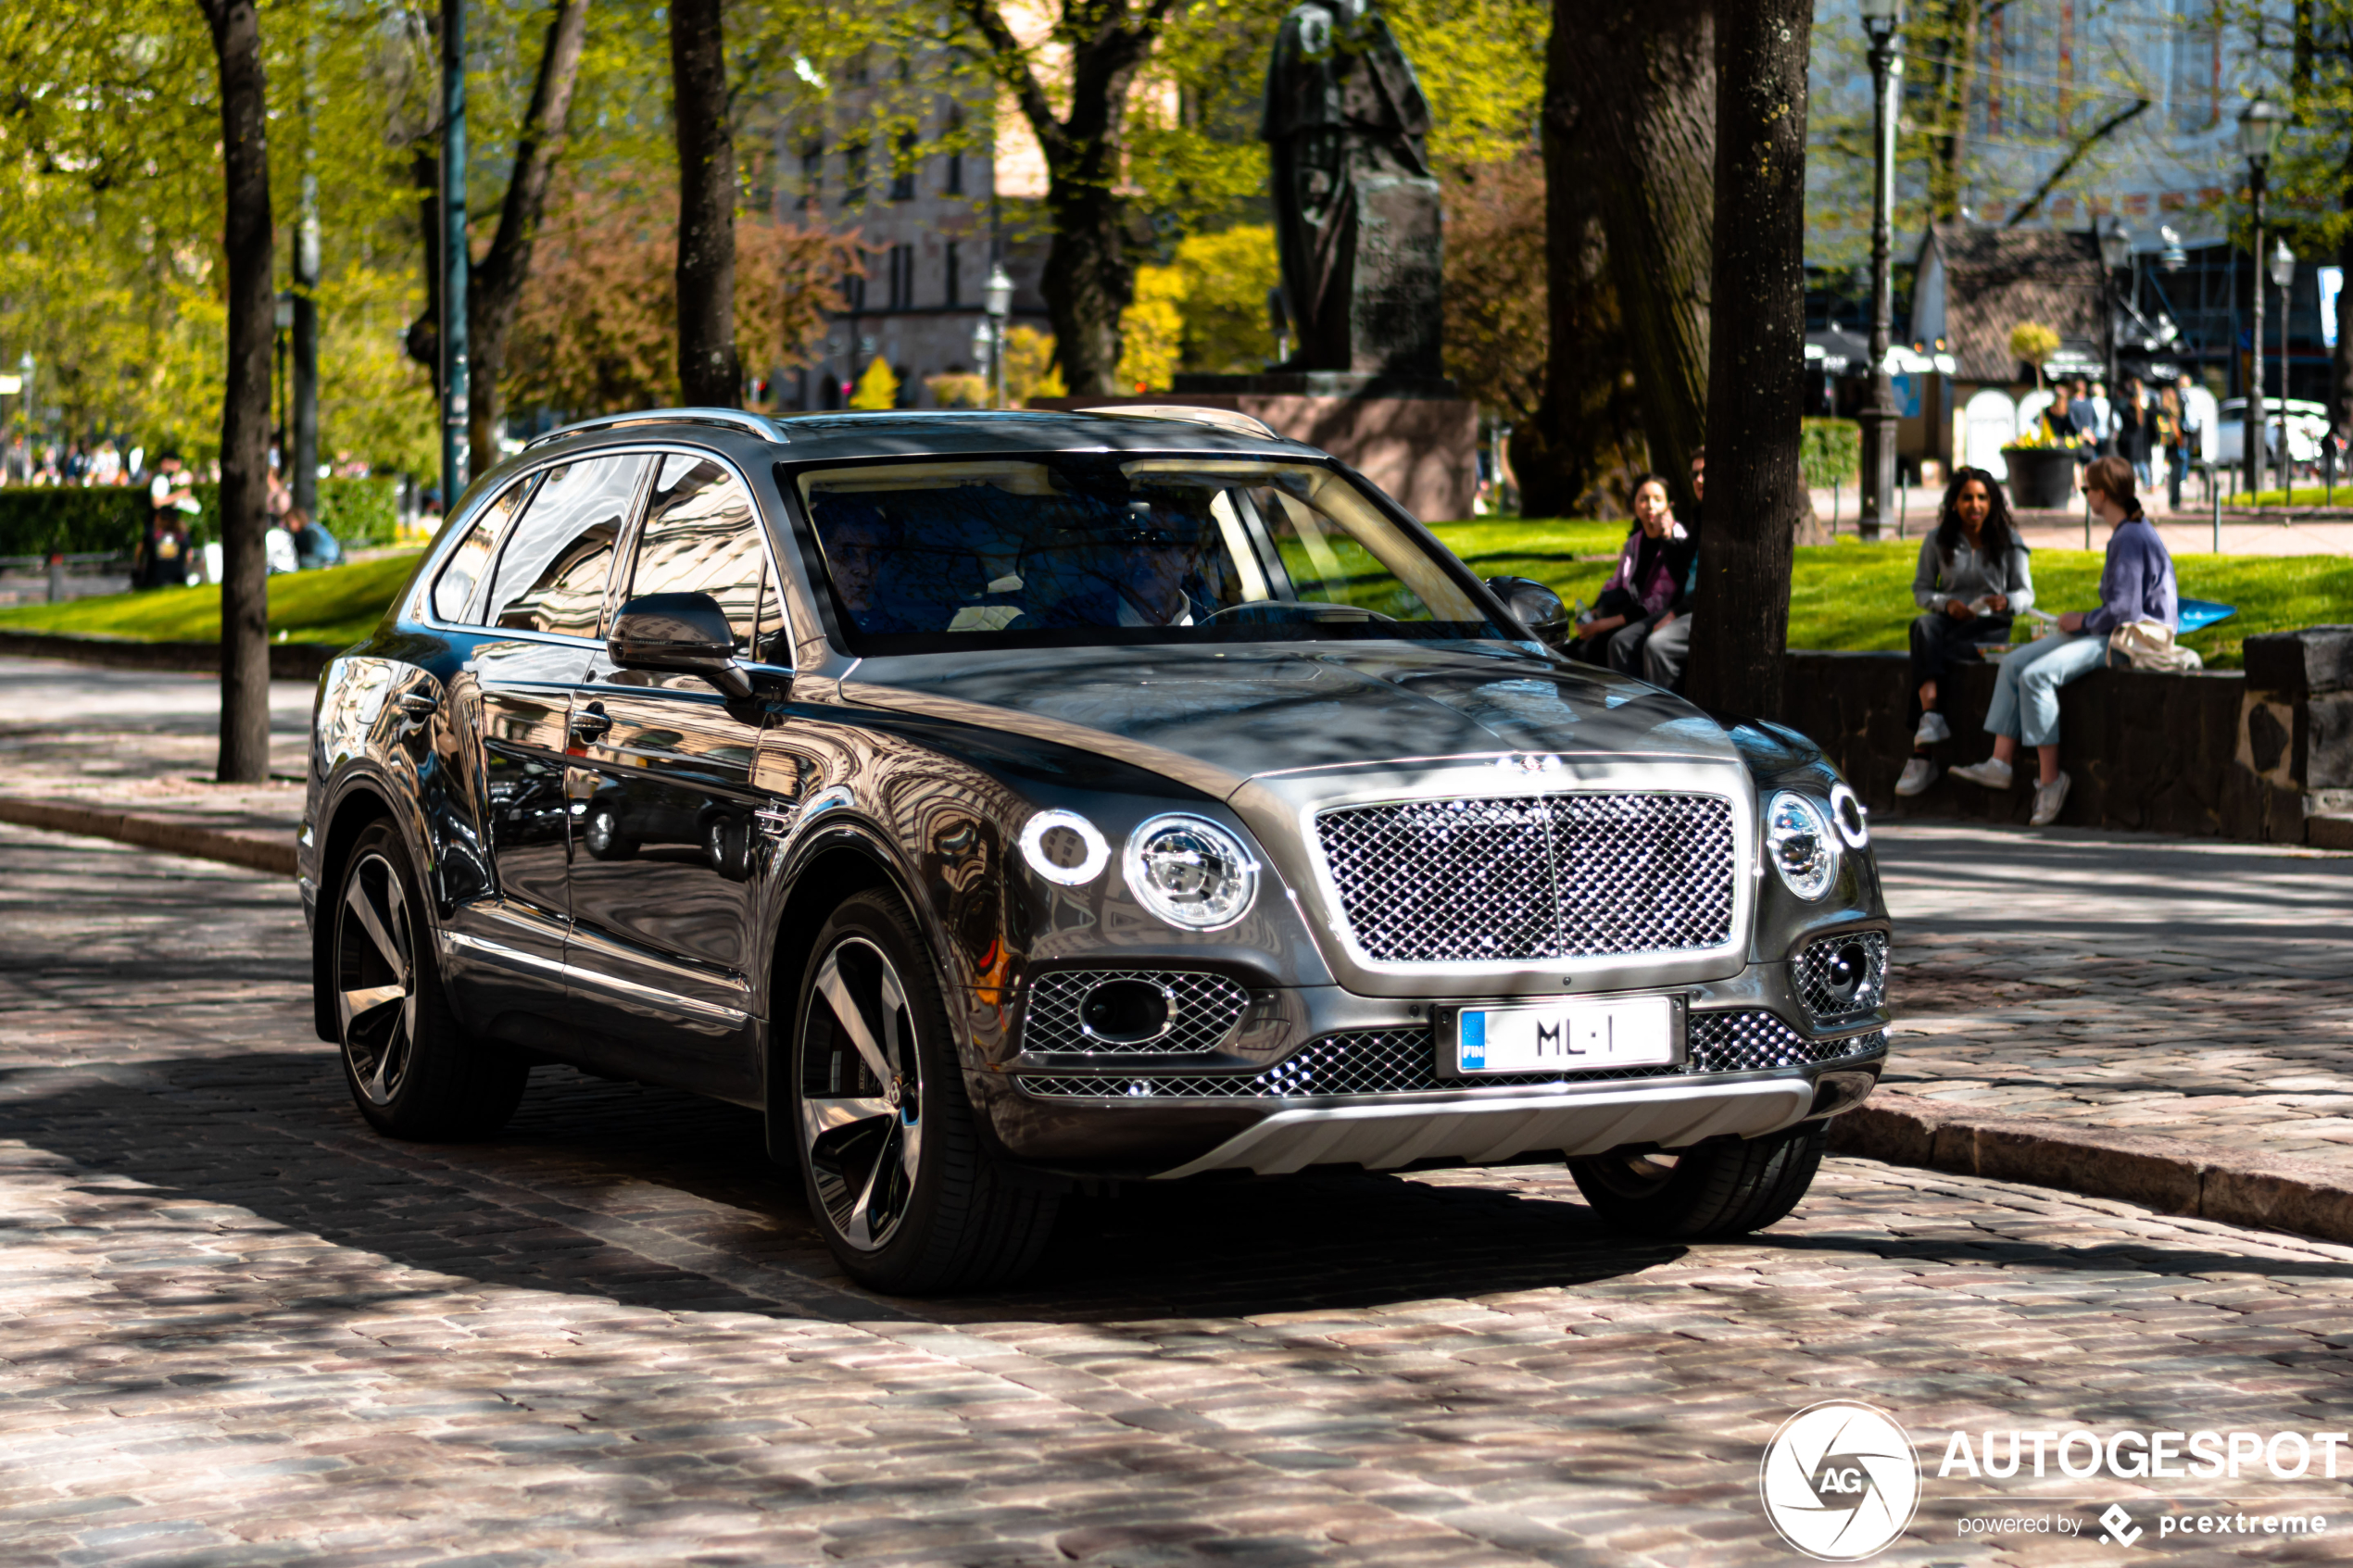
[1078,978,1175,1045]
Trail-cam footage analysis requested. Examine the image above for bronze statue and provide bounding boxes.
[1261,0,1443,379]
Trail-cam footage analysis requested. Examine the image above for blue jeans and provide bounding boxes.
[1983,633,2107,748]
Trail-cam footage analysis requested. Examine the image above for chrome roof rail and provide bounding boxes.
[525,407,790,449]
[1076,403,1278,440]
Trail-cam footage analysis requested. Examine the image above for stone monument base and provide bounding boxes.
[1034,373,1478,522]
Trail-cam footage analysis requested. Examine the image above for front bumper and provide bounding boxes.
[1151,1073,1825,1179]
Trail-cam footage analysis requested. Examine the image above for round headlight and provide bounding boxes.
[1123,813,1259,930]
[1764,791,1840,901]
[1828,781,1870,849]
[1019,809,1109,885]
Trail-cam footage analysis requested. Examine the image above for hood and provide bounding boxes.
[840,641,1740,798]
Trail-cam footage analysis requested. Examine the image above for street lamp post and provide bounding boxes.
[2241,97,2285,508]
[440,0,469,513]
[1856,0,1903,543]
[2272,237,2296,498]
[984,264,1013,410]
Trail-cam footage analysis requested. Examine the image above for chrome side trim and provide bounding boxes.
[565,962,751,1025]
[442,929,568,976]
[1150,1077,1815,1179]
[441,930,749,1025]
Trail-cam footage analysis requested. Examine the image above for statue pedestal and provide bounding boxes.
[1041,374,1477,522]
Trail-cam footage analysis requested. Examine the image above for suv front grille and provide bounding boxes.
[1015,1010,1882,1099]
[1020,969,1251,1055]
[1315,793,1737,964]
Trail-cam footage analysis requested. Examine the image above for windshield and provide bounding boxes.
[791,457,1504,652]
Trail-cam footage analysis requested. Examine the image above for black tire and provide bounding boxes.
[332,822,528,1140]
[787,889,1058,1293]
[1567,1121,1826,1239]
[582,803,635,861]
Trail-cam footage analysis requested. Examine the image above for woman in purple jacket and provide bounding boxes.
[1949,456,2177,826]
[1571,474,1685,671]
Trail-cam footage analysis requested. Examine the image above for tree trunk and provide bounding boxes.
[1512,5,1649,517]
[1553,0,1715,507]
[952,1,1168,397]
[471,0,591,466]
[671,0,738,408]
[404,145,442,373]
[1925,0,1982,223]
[1683,0,1812,720]
[196,0,273,784]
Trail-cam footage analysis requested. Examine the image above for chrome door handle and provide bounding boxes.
[396,692,438,716]
[569,706,612,742]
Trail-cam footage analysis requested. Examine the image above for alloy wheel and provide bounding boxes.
[799,935,924,1251]
[336,851,417,1107]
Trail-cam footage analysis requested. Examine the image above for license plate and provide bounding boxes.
[1444,996,1680,1076]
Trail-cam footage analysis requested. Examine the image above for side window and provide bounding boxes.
[431,476,535,622]
[484,455,648,639]
[626,453,772,655]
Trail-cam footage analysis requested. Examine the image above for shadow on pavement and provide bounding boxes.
[0,1046,1690,1325]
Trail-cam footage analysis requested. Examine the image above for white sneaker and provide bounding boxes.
[1914,711,1951,746]
[1949,758,2014,790]
[1894,757,1937,797]
[2030,771,2071,826]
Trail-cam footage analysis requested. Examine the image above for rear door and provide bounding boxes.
[561,451,788,1102]
[444,453,649,1043]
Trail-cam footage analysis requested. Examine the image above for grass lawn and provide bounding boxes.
[0,551,423,649]
[1431,520,2353,669]
[5,522,2342,671]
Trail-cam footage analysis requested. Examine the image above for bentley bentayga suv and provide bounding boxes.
[301,407,1891,1292]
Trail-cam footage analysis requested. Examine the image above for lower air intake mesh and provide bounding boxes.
[1015,1010,1883,1099]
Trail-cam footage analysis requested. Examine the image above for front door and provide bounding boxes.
[563,452,786,1103]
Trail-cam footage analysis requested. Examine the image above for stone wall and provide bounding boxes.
[1783,626,2353,845]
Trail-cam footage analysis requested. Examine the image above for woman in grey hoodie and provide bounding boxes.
[1897,468,2033,797]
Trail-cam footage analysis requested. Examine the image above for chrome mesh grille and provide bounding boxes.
[1315,793,1737,963]
[1020,970,1251,1055]
[1015,1011,1884,1099]
[1794,931,1891,1025]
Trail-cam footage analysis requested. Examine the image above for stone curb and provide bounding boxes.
[0,629,338,680]
[0,795,296,877]
[1830,1089,2353,1247]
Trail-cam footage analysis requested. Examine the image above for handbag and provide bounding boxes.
[2108,620,2201,672]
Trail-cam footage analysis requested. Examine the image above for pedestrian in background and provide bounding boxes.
[2156,386,2188,510]
[1895,468,2034,797]
[1570,474,1683,672]
[1950,456,2176,827]
[2116,376,2151,490]
[1642,449,1706,692]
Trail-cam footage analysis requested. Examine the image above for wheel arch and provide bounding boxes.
[310,779,402,1043]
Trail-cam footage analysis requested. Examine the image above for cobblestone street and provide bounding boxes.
[1883,825,2353,1169]
[5,821,2353,1564]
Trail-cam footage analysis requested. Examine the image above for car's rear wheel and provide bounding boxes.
[788,890,1058,1293]
[333,822,527,1140]
[1567,1121,1826,1238]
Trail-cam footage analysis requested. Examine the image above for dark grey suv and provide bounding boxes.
[300,407,1892,1292]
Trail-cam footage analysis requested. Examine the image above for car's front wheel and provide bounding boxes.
[333,822,527,1140]
[1567,1121,1825,1238]
[787,890,1058,1293]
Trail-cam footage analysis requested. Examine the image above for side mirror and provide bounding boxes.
[1486,575,1569,645]
[608,592,752,697]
